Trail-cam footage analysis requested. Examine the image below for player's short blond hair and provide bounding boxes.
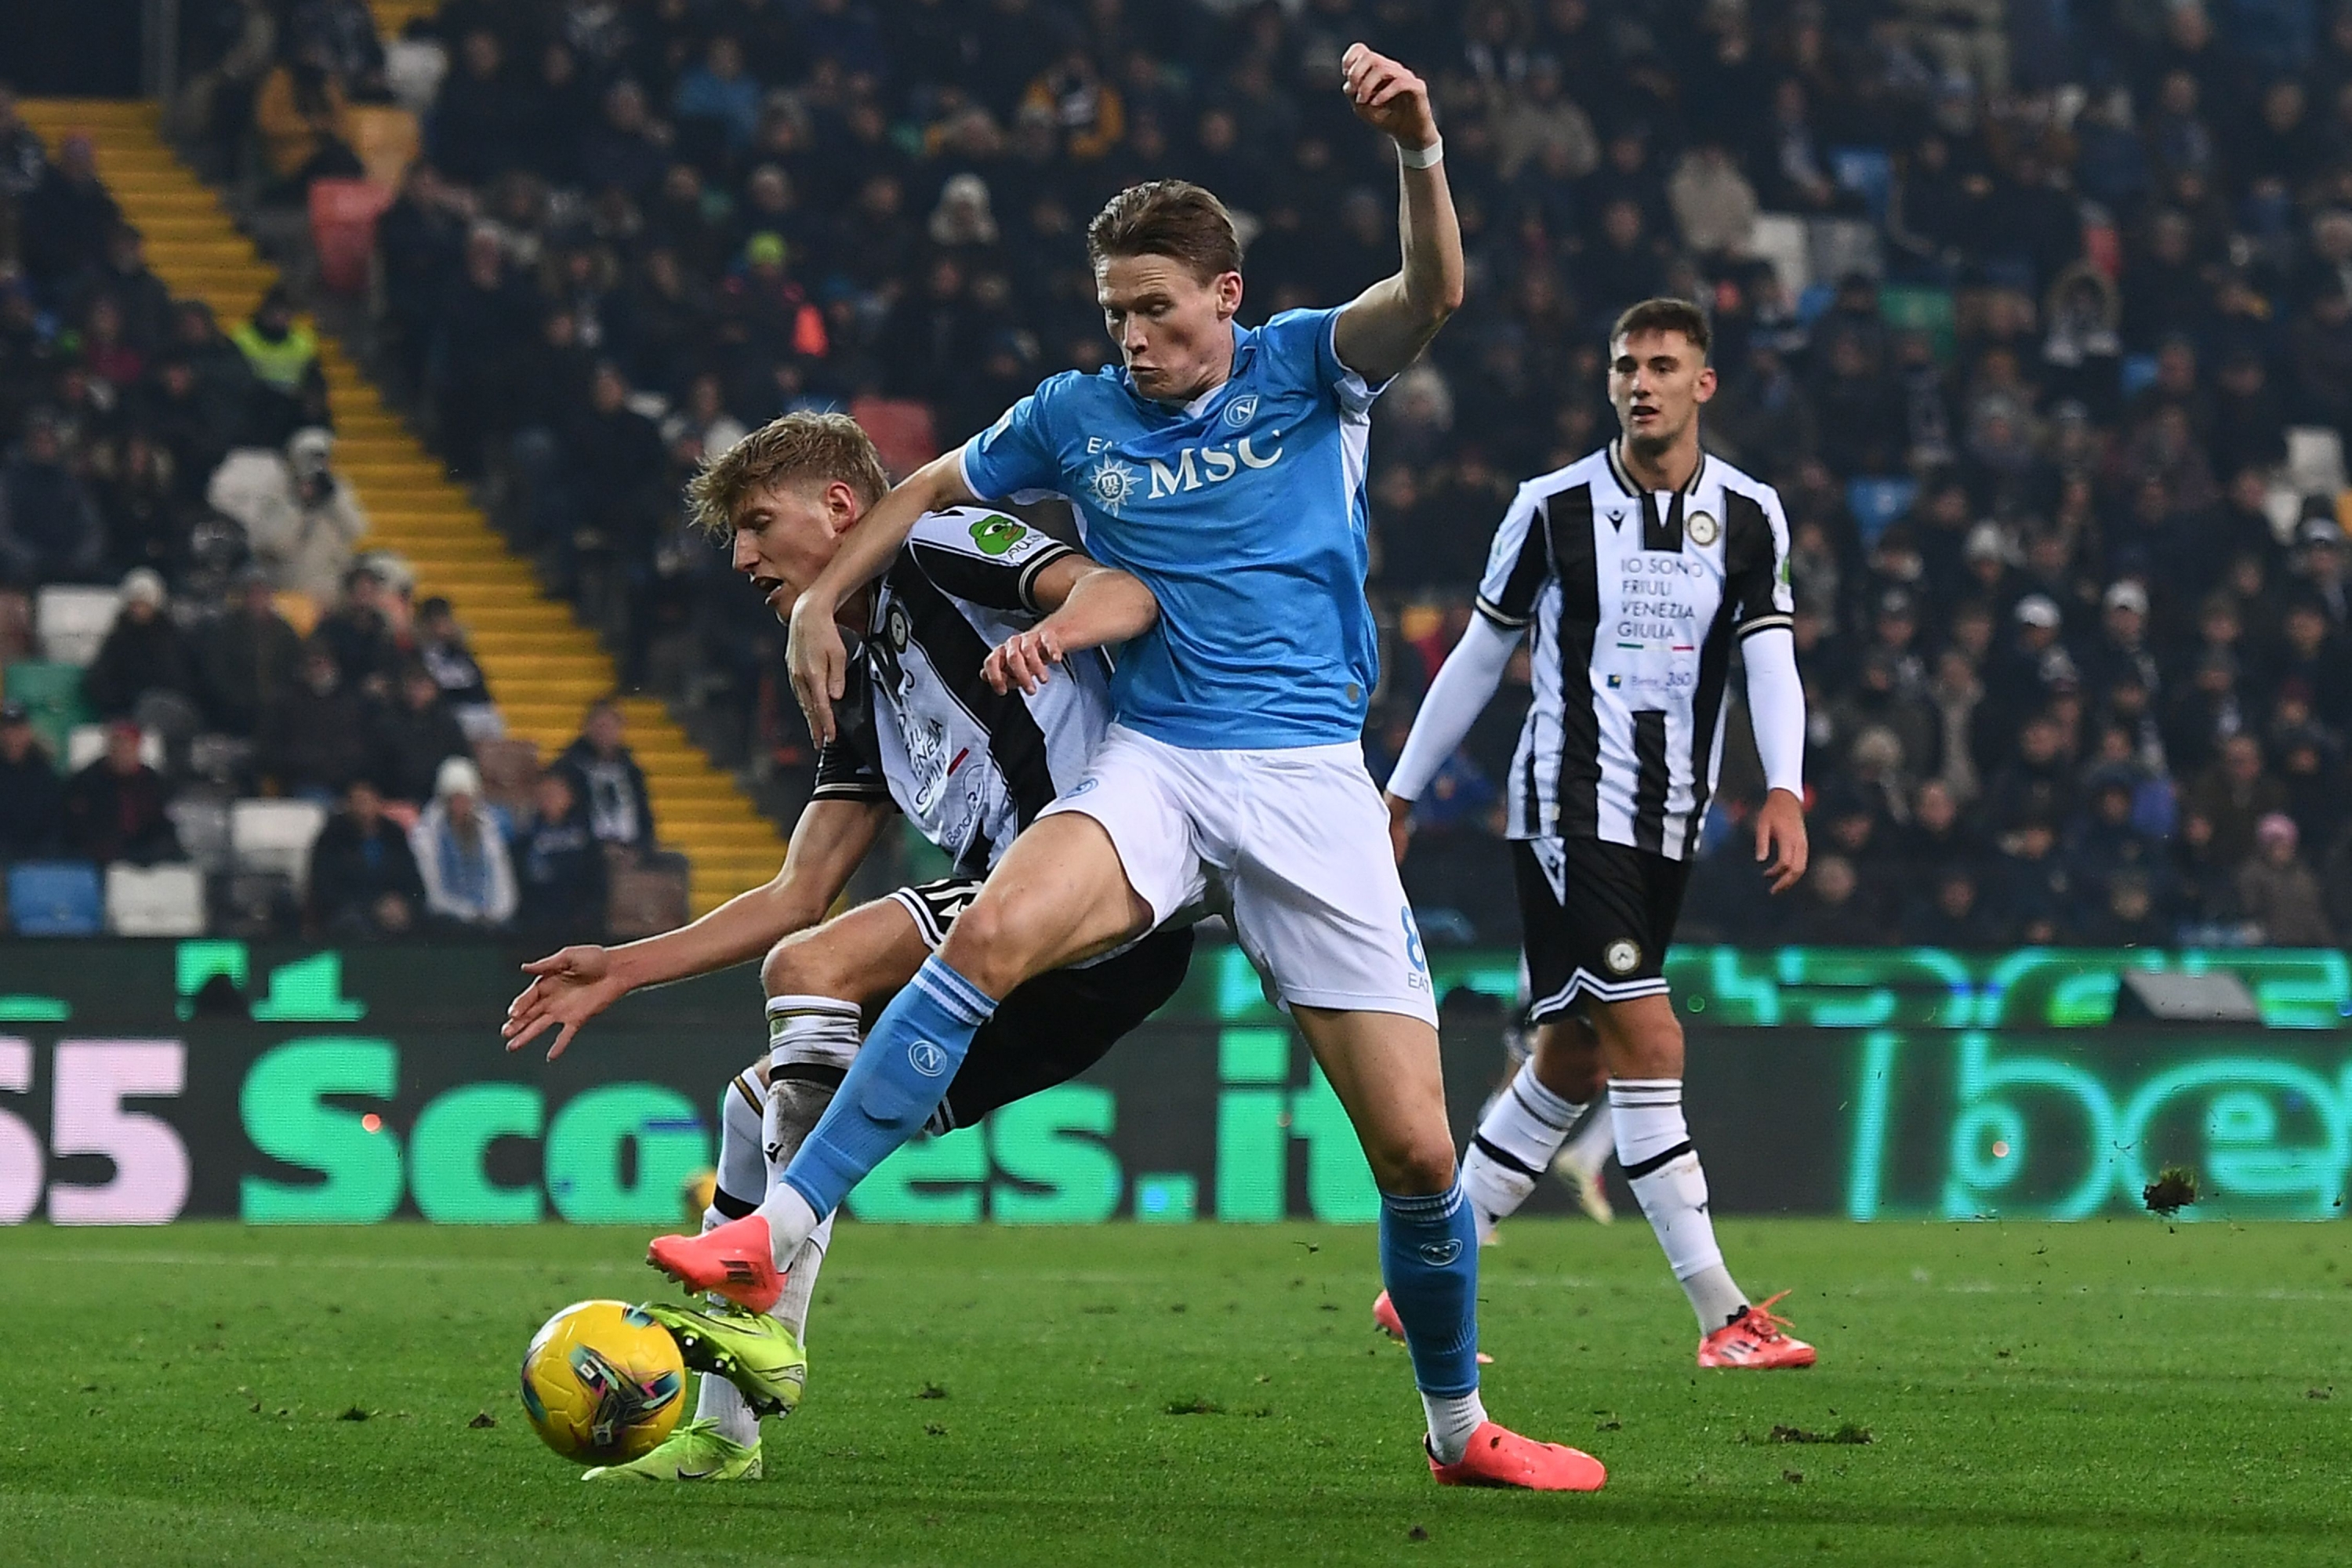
[687,412,891,538]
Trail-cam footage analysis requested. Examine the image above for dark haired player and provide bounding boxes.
[1382,298,1819,1370]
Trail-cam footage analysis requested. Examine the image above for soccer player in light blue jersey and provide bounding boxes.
[652,44,1604,1491]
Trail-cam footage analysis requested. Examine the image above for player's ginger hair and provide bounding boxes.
[1087,180,1243,281]
[687,411,892,538]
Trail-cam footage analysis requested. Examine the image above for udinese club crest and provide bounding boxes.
[1685,510,1719,546]
[1603,938,1643,975]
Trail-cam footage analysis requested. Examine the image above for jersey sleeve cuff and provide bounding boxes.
[1736,613,1795,639]
[1474,594,1532,630]
[955,437,989,503]
[1015,541,1078,615]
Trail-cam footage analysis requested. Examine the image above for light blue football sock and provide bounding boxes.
[775,955,996,1221]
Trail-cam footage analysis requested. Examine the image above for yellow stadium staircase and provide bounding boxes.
[19,99,786,915]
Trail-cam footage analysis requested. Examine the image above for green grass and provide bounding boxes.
[1,1218,2344,1566]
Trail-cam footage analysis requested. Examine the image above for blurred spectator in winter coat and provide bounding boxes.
[2183,734,2290,873]
[0,702,65,861]
[414,596,499,740]
[0,415,105,585]
[375,663,472,805]
[208,427,369,603]
[556,697,656,854]
[514,769,608,942]
[82,569,197,719]
[409,756,516,930]
[2235,813,2335,945]
[198,569,306,736]
[308,779,424,938]
[63,721,180,866]
[260,641,375,800]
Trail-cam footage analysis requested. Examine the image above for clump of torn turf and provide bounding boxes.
[1760,1423,1873,1446]
[2143,1166,2199,1218]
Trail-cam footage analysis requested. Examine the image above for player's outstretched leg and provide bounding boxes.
[1593,1000,1813,1369]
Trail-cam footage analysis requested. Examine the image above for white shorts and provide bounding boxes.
[1039,724,1438,1026]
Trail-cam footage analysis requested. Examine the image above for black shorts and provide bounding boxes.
[892,876,1195,1131]
[1511,837,1690,1022]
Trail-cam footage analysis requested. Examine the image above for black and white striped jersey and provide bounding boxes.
[810,506,1111,874]
[1476,445,1794,860]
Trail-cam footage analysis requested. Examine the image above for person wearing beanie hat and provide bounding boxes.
[83,566,197,719]
[408,751,516,929]
[2237,811,2335,945]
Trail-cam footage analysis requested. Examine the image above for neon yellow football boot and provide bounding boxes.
[582,1417,763,1482]
[636,1301,808,1417]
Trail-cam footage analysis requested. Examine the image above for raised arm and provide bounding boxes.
[1330,43,1465,386]
[502,797,892,1059]
[787,451,978,743]
[983,554,1160,695]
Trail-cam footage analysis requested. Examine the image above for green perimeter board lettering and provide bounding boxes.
[1,942,2347,1225]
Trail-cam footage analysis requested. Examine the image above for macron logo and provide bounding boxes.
[1145,435,1283,499]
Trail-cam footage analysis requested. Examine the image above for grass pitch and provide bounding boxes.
[1,1218,2343,1566]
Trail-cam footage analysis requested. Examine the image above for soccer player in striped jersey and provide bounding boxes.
[1382,298,1818,1370]
[503,412,1193,1478]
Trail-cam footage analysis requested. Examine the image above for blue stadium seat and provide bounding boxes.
[1846,477,1920,545]
[6,861,105,936]
[1796,282,1838,325]
[1829,147,1893,221]
[2119,354,2160,401]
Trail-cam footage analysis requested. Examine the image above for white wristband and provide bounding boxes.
[1395,136,1443,169]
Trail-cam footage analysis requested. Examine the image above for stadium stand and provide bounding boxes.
[3,0,2350,949]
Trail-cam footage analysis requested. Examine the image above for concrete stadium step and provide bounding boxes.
[22,95,793,918]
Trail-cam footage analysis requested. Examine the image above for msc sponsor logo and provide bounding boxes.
[1144,436,1283,498]
[1086,457,1142,516]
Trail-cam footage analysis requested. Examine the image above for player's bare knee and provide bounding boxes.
[1367,1132,1457,1196]
[1534,1015,1606,1102]
[761,931,855,1001]
[935,893,1036,996]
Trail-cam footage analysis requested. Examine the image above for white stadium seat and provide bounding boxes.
[34,586,121,666]
[166,795,234,873]
[104,862,207,936]
[2285,427,2346,498]
[65,723,165,774]
[230,798,330,889]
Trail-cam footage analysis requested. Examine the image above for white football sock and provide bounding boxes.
[758,997,862,1270]
[771,1213,833,1342]
[689,1202,760,1447]
[1460,1058,1584,1228]
[1610,1079,1748,1329]
[714,1069,767,1215]
[1422,1389,1490,1465]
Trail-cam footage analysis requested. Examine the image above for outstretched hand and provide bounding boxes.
[503,945,628,1062]
[984,625,1065,695]
[1754,788,1810,895]
[1385,793,1414,866]
[1341,42,1438,151]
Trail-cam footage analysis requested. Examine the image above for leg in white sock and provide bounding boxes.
[756,996,862,1265]
[1610,1078,1746,1328]
[1554,1099,1613,1182]
[1459,1055,1586,1229]
[691,1069,770,1444]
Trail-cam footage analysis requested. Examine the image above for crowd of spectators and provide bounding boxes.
[9,0,2352,952]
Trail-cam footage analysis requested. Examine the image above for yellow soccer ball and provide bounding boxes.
[518,1300,688,1465]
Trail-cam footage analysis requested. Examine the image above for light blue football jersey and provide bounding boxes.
[958,307,1382,750]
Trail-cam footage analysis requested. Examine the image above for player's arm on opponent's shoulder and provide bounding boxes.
[1740,486,1809,894]
[788,449,981,742]
[1330,43,1464,386]
[983,554,1160,696]
[502,797,892,1059]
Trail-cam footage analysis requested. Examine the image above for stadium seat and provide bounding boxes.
[6,861,104,936]
[1806,216,1882,288]
[1829,147,1893,221]
[104,862,206,936]
[187,732,255,785]
[65,723,165,774]
[2119,354,2160,401]
[310,178,397,295]
[851,397,942,480]
[3,659,91,768]
[1878,285,1958,362]
[1749,212,1811,296]
[2285,427,2347,498]
[33,586,120,666]
[229,799,329,889]
[166,794,234,873]
[1847,478,1921,545]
